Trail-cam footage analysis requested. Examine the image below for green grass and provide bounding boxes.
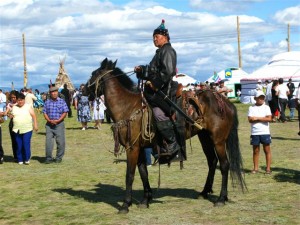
[0,103,299,225]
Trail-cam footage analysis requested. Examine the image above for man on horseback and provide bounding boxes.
[134,19,184,156]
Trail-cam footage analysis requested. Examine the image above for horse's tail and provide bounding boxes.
[227,105,247,192]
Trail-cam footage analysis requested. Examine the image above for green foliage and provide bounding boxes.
[0,104,299,225]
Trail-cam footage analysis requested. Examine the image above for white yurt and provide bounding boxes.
[240,51,300,104]
[173,73,197,90]
[206,67,249,98]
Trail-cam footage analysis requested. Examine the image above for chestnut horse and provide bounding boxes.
[86,58,246,214]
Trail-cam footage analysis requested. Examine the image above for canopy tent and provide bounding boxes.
[173,73,196,90]
[240,51,300,104]
[206,67,249,98]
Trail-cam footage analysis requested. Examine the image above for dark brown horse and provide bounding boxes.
[87,58,246,214]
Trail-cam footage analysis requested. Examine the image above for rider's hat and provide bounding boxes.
[153,19,170,40]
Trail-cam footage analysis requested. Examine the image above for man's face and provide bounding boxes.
[50,90,58,99]
[153,34,168,48]
[200,85,206,90]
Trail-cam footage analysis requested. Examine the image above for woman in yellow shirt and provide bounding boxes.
[11,93,38,165]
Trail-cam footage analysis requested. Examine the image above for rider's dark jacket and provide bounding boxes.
[142,42,178,114]
[148,42,177,93]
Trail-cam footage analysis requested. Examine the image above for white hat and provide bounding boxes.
[257,79,262,83]
[255,90,265,98]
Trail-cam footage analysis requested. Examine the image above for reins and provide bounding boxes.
[88,69,135,98]
[89,69,154,155]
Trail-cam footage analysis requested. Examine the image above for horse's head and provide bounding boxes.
[87,58,137,97]
[87,58,118,97]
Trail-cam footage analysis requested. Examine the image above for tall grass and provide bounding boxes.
[0,103,299,225]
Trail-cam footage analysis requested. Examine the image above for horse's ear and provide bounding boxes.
[112,59,118,69]
[101,58,108,68]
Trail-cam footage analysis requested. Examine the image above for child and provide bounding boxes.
[248,91,272,174]
[92,95,106,129]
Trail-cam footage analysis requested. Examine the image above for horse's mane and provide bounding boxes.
[112,67,138,93]
[91,58,138,93]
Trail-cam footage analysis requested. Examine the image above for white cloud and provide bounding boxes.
[273,5,300,26]
[242,42,259,50]
[0,0,34,18]
[189,0,264,13]
[0,0,299,89]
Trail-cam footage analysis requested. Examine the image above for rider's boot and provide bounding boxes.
[156,120,181,155]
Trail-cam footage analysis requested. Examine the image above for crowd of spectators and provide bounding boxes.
[0,83,111,165]
[0,78,298,170]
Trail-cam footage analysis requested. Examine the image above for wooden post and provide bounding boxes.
[237,16,242,68]
[22,33,28,88]
[287,23,290,52]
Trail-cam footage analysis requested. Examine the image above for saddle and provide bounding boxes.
[140,84,190,166]
[176,83,183,98]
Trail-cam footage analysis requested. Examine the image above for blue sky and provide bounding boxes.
[0,0,299,89]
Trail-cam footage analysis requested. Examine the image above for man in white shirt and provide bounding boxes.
[22,88,37,108]
[0,89,7,120]
[276,78,290,123]
[256,80,263,91]
[0,89,6,105]
[0,89,6,164]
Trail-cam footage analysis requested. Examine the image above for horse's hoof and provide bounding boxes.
[214,201,225,207]
[198,192,209,199]
[138,203,149,209]
[118,208,129,214]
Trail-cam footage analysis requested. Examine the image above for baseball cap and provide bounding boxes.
[255,90,265,98]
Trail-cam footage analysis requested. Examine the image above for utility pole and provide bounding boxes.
[287,23,290,52]
[22,33,28,88]
[237,16,242,68]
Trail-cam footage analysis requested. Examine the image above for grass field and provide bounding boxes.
[0,103,299,225]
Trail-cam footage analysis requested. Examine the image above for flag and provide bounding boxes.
[212,71,221,83]
[225,68,232,78]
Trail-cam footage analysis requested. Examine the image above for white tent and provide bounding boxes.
[206,67,249,98]
[240,51,300,104]
[173,73,196,89]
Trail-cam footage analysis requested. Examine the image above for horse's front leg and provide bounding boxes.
[119,148,139,214]
[137,149,152,209]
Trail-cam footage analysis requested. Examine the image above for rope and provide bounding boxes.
[111,108,143,154]
[141,106,155,142]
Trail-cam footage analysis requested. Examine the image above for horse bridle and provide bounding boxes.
[87,69,114,97]
[88,69,135,97]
